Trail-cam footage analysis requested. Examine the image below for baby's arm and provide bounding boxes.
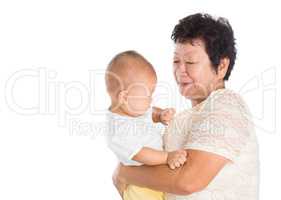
[132,147,187,168]
[152,106,175,125]
[132,147,168,165]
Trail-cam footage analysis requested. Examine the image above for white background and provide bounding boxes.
[0,0,280,199]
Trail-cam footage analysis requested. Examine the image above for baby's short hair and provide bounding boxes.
[105,50,156,97]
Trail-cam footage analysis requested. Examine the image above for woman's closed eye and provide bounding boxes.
[173,60,197,65]
[185,61,197,65]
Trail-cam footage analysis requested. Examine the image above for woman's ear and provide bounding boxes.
[217,57,230,80]
[118,90,128,105]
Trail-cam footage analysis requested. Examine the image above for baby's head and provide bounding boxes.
[105,50,157,117]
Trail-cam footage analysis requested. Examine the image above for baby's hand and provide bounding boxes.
[160,108,176,125]
[167,149,187,170]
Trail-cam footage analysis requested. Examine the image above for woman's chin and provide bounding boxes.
[179,84,194,97]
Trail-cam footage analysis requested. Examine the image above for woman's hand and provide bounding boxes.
[112,163,128,198]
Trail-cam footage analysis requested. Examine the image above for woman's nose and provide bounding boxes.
[175,63,190,77]
[177,62,187,73]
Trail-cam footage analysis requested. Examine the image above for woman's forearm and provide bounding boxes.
[119,164,183,194]
[117,149,228,195]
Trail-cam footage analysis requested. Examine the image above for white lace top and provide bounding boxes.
[164,88,259,200]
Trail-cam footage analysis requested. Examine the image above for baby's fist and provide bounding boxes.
[160,108,176,125]
[167,149,187,170]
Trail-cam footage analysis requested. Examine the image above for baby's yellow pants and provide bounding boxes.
[123,185,164,200]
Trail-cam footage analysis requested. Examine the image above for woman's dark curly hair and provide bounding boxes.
[171,13,237,81]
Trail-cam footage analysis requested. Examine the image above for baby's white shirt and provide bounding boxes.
[106,108,164,166]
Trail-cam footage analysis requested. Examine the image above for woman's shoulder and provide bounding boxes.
[208,88,243,105]
[170,88,252,125]
[201,88,250,115]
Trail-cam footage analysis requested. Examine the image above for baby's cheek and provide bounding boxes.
[127,97,150,113]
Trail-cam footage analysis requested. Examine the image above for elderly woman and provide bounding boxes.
[113,13,259,200]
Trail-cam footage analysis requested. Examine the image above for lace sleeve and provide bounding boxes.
[184,91,252,161]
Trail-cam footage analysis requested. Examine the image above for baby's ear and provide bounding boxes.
[118,90,128,105]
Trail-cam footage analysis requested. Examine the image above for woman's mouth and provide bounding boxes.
[179,82,193,87]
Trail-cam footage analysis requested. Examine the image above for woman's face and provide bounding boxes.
[173,39,221,102]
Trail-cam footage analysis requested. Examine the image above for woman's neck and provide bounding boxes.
[191,83,225,107]
[191,99,205,107]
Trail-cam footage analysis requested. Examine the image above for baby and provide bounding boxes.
[105,50,187,200]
